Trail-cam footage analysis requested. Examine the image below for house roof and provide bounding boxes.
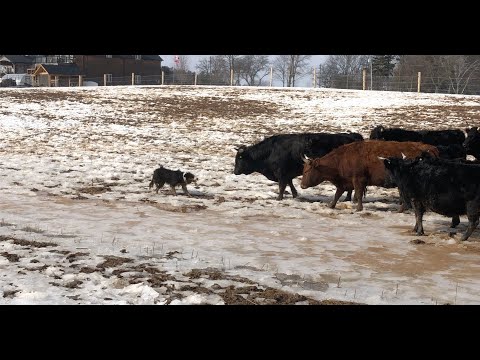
[0,55,35,64]
[103,55,162,61]
[142,55,163,61]
[34,64,83,76]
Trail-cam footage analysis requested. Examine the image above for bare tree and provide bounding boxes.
[236,55,270,86]
[272,55,290,86]
[177,55,190,72]
[195,56,229,85]
[394,55,429,92]
[287,55,312,87]
[320,55,368,88]
[325,55,367,75]
[441,55,480,94]
[394,55,480,94]
[222,55,242,85]
[272,55,312,87]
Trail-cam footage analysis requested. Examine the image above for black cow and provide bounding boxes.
[370,125,465,146]
[463,127,480,159]
[233,132,363,200]
[384,154,480,241]
[436,144,467,160]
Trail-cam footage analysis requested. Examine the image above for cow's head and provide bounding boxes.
[382,156,409,178]
[369,125,385,140]
[233,145,254,175]
[382,153,426,177]
[300,154,317,189]
[464,127,480,156]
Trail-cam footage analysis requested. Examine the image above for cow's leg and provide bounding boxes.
[462,202,480,241]
[155,181,165,194]
[451,215,460,228]
[351,190,358,203]
[277,182,287,200]
[288,179,298,198]
[170,185,177,196]
[329,187,344,209]
[462,215,479,241]
[181,184,191,197]
[353,180,365,211]
[397,189,411,213]
[412,200,425,235]
[344,190,352,202]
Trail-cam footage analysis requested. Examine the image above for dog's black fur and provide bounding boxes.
[149,165,196,196]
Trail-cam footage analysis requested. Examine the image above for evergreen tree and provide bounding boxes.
[371,55,398,76]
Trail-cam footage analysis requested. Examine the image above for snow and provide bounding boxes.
[1,85,480,305]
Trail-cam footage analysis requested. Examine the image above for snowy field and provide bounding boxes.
[1,85,480,305]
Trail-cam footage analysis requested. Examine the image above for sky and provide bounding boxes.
[160,55,328,87]
[1,85,480,305]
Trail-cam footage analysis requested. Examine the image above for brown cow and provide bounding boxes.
[300,140,439,211]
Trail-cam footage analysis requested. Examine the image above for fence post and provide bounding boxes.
[269,67,273,87]
[104,74,107,86]
[161,71,164,85]
[363,69,366,90]
[132,73,135,85]
[313,67,316,88]
[417,72,421,93]
[194,72,197,86]
[230,69,234,86]
[79,75,83,87]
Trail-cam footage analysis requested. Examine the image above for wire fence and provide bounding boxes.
[5,70,480,95]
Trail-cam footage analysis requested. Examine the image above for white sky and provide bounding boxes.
[1,85,480,305]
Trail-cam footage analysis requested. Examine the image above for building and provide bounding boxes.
[74,55,163,81]
[1,55,163,86]
[0,55,35,75]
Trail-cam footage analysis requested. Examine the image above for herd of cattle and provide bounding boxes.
[232,126,480,241]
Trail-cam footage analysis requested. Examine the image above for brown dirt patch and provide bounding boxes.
[64,279,83,289]
[66,252,89,263]
[3,289,20,298]
[97,255,134,269]
[1,252,20,262]
[12,238,57,248]
[152,203,207,213]
[77,186,112,195]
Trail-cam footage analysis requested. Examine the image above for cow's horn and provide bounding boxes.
[401,152,406,159]
[378,156,387,160]
[302,154,311,163]
[234,145,245,153]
